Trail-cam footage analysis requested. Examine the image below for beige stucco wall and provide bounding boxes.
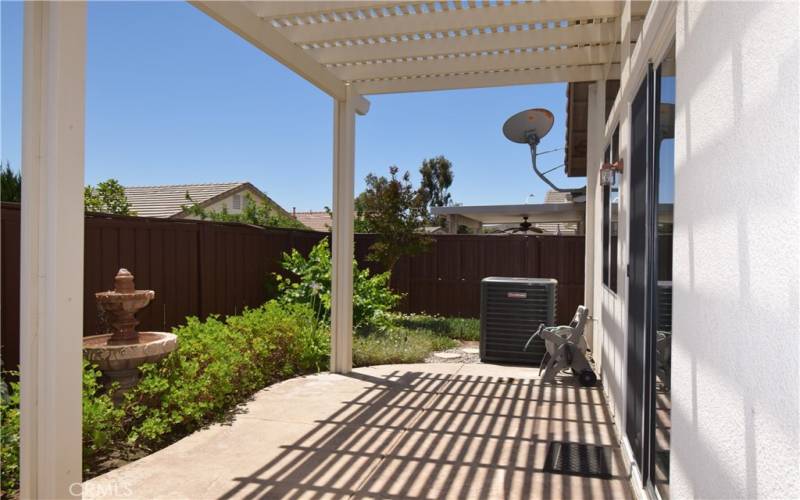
[589,1,799,497]
[670,2,799,498]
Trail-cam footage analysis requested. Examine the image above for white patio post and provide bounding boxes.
[19,2,87,498]
[331,85,368,374]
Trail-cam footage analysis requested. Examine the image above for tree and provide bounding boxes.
[84,179,135,215]
[418,156,454,224]
[356,165,431,269]
[182,192,305,229]
[1,162,21,202]
[323,205,372,233]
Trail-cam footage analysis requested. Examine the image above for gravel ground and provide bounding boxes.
[425,340,480,364]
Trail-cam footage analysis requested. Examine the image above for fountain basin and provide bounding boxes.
[83,331,178,392]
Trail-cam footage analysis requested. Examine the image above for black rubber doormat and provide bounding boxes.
[542,441,613,479]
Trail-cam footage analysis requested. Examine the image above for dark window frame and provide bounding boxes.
[602,126,620,293]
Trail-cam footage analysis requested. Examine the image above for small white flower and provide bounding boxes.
[310,282,322,295]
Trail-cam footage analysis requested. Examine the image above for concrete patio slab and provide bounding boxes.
[83,363,631,500]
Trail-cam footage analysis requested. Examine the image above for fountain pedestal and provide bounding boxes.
[83,269,178,398]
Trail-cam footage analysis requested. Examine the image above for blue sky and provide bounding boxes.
[1,1,583,212]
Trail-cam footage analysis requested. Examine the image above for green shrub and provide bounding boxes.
[275,239,401,333]
[121,302,328,447]
[83,364,124,458]
[389,313,480,341]
[1,375,20,497]
[1,363,121,498]
[0,300,477,496]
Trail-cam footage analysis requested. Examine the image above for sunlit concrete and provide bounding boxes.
[83,363,632,499]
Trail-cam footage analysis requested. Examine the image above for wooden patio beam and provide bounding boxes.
[191,1,348,100]
[356,63,620,95]
[332,44,617,81]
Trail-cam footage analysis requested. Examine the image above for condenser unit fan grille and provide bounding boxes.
[480,277,557,364]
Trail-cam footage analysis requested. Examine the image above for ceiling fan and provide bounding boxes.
[502,216,544,234]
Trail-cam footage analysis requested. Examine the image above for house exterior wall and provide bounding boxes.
[596,105,629,457]
[445,214,482,234]
[671,2,799,498]
[197,186,260,215]
[181,187,285,220]
[593,1,643,463]
[591,1,799,497]
[586,78,635,458]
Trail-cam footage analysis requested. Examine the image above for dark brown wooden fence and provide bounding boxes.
[1,203,325,370]
[1,205,20,372]
[368,234,585,324]
[1,202,585,370]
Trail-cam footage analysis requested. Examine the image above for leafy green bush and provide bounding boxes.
[275,239,401,333]
[0,299,476,497]
[1,303,329,496]
[1,375,20,497]
[389,313,480,341]
[1,161,21,203]
[83,364,124,457]
[1,363,121,498]
[121,302,328,447]
[84,178,136,215]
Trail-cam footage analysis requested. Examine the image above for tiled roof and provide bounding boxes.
[124,182,250,218]
[293,211,331,232]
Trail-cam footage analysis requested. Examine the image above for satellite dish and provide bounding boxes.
[503,108,555,144]
[503,107,583,194]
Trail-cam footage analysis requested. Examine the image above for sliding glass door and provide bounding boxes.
[626,43,675,499]
[626,66,651,473]
[653,44,676,500]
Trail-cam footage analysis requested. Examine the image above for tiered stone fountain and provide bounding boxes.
[83,269,177,396]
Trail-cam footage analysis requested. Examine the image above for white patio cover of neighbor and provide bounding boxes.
[20,1,662,496]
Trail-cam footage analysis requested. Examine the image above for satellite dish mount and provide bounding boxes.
[503,108,582,194]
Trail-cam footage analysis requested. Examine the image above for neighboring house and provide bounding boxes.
[123,182,295,222]
[433,189,585,235]
[291,210,332,232]
[533,191,580,235]
[420,226,446,234]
